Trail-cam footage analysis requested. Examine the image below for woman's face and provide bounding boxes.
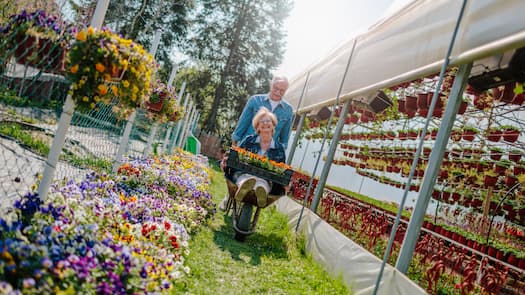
[257,115,274,135]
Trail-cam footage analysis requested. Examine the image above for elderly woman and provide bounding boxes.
[220,107,286,209]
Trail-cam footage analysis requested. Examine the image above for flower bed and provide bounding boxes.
[0,150,215,293]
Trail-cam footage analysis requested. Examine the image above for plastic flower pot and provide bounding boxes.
[417,93,429,109]
[417,108,429,117]
[462,129,477,141]
[512,93,525,105]
[397,99,406,113]
[508,151,522,162]
[502,128,520,143]
[483,175,498,187]
[405,95,418,111]
[457,100,468,114]
[486,129,502,142]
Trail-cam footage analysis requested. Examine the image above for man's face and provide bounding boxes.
[269,80,289,101]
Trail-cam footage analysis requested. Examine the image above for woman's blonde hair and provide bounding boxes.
[252,107,277,134]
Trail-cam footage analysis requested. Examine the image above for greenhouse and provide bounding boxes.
[0,0,524,294]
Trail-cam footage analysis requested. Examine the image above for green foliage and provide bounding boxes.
[0,85,60,109]
[185,0,293,133]
[0,121,49,155]
[68,0,193,72]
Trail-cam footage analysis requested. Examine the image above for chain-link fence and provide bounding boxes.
[0,14,200,207]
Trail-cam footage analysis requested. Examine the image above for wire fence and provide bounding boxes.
[0,20,199,208]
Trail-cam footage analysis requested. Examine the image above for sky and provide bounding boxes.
[276,0,412,79]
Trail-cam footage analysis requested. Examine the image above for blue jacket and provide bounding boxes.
[232,94,293,148]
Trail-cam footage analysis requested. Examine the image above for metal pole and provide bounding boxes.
[143,122,159,157]
[395,63,472,273]
[393,0,469,275]
[150,30,162,57]
[90,0,110,29]
[170,93,189,154]
[163,122,173,154]
[296,39,357,231]
[38,96,75,199]
[287,113,307,165]
[112,110,137,173]
[168,65,178,88]
[177,100,193,148]
[38,0,109,199]
[310,100,350,211]
[287,72,310,164]
[308,39,357,213]
[182,105,197,148]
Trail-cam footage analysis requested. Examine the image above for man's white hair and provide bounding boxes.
[271,76,288,85]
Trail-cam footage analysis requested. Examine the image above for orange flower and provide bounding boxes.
[95,63,106,73]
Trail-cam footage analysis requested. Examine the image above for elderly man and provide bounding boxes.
[232,76,293,149]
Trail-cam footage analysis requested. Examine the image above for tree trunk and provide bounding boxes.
[204,0,248,132]
[127,0,148,39]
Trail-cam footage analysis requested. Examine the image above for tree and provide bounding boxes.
[185,0,292,134]
[173,65,218,128]
[68,0,193,72]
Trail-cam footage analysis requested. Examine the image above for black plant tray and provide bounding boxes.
[227,149,293,186]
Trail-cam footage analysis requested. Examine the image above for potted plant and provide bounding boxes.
[501,125,520,143]
[67,27,155,115]
[508,149,522,163]
[489,146,503,161]
[462,125,479,141]
[486,127,502,142]
[144,82,183,123]
[0,10,70,72]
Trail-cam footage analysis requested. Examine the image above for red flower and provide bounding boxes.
[164,221,171,231]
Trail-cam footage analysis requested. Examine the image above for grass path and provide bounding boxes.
[172,168,350,294]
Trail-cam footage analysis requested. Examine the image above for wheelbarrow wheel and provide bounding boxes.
[234,203,253,241]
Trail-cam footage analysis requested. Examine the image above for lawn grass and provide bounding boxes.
[173,168,350,294]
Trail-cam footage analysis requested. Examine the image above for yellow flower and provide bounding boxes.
[132,85,139,94]
[95,63,105,73]
[122,80,130,88]
[70,64,79,74]
[76,30,87,42]
[111,85,119,96]
[121,59,129,68]
[98,84,108,95]
[87,26,95,35]
[90,103,95,109]
[82,96,89,102]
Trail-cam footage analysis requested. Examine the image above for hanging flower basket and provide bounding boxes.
[146,92,165,112]
[67,27,155,115]
[462,126,478,141]
[1,10,69,74]
[508,150,522,162]
[502,127,520,143]
[486,128,501,142]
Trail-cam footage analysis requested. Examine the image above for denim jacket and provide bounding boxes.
[232,94,293,148]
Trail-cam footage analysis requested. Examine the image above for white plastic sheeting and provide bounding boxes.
[285,0,525,113]
[275,197,427,295]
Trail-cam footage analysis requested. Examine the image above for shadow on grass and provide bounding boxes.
[212,212,289,266]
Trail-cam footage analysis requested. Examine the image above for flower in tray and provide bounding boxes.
[67,27,155,116]
[0,10,71,72]
[232,146,292,174]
